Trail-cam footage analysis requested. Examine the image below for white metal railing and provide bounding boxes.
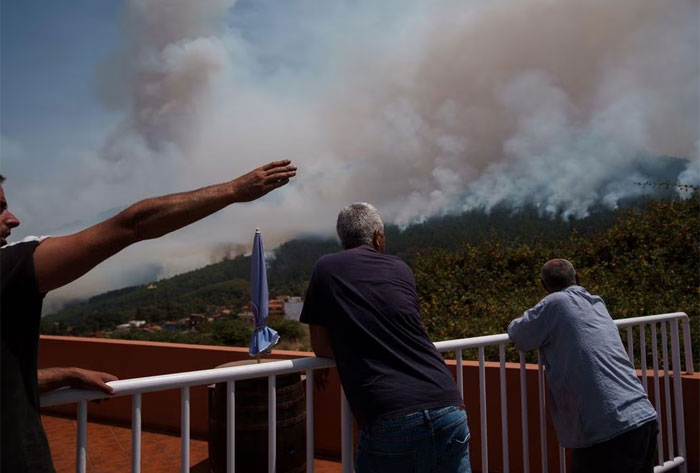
[41,312,694,473]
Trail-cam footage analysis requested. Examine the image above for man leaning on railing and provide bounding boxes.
[508,258,658,473]
[0,162,296,473]
[301,203,472,473]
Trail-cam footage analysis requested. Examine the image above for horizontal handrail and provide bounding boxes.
[434,333,510,352]
[41,311,692,408]
[613,312,688,328]
[41,356,335,407]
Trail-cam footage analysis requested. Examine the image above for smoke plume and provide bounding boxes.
[22,0,699,306]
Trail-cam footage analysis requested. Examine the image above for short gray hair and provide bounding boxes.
[541,259,577,291]
[336,203,384,249]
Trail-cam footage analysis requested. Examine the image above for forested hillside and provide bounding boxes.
[42,193,699,367]
[41,202,627,334]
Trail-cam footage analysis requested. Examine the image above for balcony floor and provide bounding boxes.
[43,415,342,473]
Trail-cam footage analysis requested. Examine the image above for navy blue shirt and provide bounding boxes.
[300,246,463,428]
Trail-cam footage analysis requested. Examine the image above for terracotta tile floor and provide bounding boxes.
[43,415,341,473]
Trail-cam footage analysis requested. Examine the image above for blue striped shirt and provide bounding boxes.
[508,286,657,448]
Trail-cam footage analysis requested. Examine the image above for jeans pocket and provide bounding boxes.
[434,419,472,473]
[356,448,416,473]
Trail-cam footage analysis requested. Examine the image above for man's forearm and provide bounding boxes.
[33,160,296,293]
[119,181,240,243]
[38,367,118,394]
[120,161,295,242]
[38,367,74,393]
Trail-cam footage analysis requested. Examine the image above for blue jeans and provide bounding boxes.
[355,406,472,473]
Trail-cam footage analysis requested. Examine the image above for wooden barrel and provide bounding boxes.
[208,360,306,473]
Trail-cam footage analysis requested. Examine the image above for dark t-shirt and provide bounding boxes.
[1,240,55,472]
[300,246,463,428]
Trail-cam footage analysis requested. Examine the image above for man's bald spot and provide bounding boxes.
[541,259,577,292]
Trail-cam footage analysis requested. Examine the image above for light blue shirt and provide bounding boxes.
[508,286,657,448]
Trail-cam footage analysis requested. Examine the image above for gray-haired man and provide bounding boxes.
[300,203,471,473]
[508,259,658,473]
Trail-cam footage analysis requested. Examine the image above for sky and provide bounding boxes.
[1,0,698,311]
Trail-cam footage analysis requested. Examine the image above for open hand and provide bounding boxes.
[231,160,297,202]
[38,367,118,394]
[67,368,118,394]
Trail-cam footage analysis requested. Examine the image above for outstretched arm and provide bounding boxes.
[34,160,296,293]
[38,367,118,394]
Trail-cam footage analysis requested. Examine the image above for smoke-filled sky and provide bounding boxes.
[1,0,699,309]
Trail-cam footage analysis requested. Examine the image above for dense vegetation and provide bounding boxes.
[414,195,699,366]
[42,192,699,367]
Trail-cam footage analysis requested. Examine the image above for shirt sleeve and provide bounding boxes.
[1,241,42,319]
[507,296,558,351]
[299,264,326,326]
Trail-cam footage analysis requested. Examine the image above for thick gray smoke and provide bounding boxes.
[30,0,700,306]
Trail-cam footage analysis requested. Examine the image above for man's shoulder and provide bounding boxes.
[524,291,570,317]
[314,251,345,269]
[532,286,603,320]
[1,238,43,266]
[542,290,569,305]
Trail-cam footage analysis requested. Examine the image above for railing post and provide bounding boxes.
[639,323,648,392]
[681,317,694,374]
[227,381,235,473]
[181,387,190,473]
[306,370,315,473]
[479,346,488,473]
[670,320,688,473]
[558,446,566,473]
[132,393,142,473]
[626,327,634,365]
[456,349,464,399]
[341,387,354,473]
[519,351,530,473]
[499,344,509,473]
[268,375,276,473]
[76,400,87,473]
[650,323,664,465]
[661,322,675,459]
[537,352,548,473]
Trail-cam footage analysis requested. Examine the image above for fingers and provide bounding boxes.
[99,372,118,394]
[262,159,292,171]
[263,171,296,184]
[101,372,119,383]
[265,164,296,175]
[97,380,116,394]
[76,369,118,394]
[101,373,118,394]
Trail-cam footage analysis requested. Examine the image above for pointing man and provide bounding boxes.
[1,161,296,472]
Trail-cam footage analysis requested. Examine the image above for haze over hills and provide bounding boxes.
[41,190,699,369]
[41,186,686,336]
